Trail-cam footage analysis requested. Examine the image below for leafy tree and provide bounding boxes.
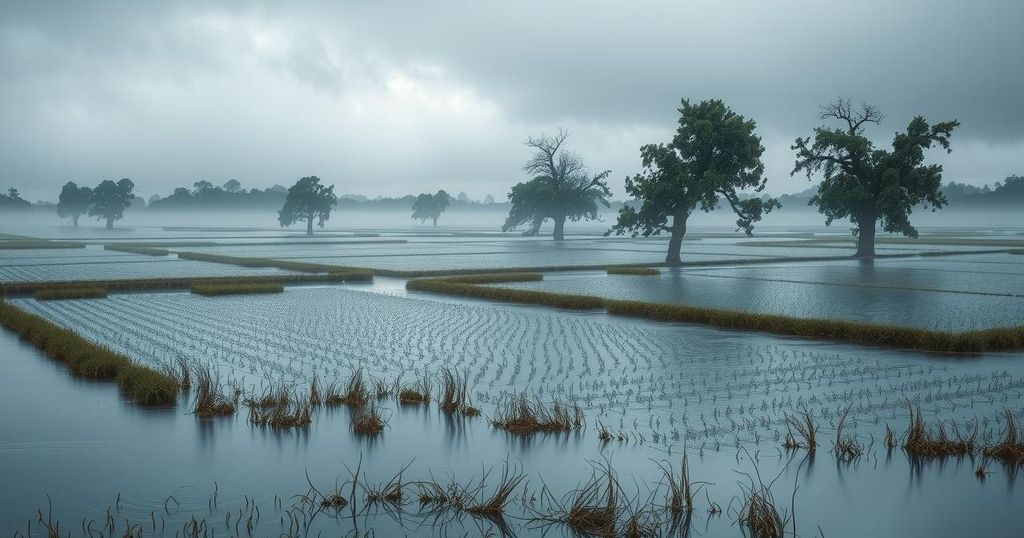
[609,99,779,264]
[193,180,215,194]
[278,176,337,235]
[223,179,242,193]
[411,190,451,226]
[502,129,611,240]
[57,181,93,226]
[792,98,958,257]
[0,187,33,212]
[89,178,135,229]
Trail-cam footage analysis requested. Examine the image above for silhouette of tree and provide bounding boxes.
[278,176,337,235]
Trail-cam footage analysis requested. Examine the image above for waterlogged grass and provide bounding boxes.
[33,286,108,301]
[406,274,1024,352]
[0,300,178,404]
[191,283,284,296]
[607,266,660,276]
[0,239,86,249]
[176,251,369,274]
[2,271,371,296]
[103,245,171,256]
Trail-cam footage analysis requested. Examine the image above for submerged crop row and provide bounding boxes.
[406,274,1024,352]
[0,300,178,404]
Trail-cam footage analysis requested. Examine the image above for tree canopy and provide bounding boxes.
[0,187,32,212]
[609,99,778,264]
[411,190,451,226]
[502,129,611,240]
[278,176,337,235]
[57,181,93,227]
[792,98,958,256]
[88,178,135,229]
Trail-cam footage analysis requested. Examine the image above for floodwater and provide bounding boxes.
[2,220,1023,536]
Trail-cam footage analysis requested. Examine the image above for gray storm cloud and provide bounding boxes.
[1,0,1021,202]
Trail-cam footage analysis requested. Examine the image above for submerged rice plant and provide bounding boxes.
[902,402,976,458]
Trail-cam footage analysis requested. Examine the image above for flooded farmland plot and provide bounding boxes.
[2,225,1024,537]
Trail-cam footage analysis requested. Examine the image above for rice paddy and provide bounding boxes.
[1,224,1022,535]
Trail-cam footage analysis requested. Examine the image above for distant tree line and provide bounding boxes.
[0,188,32,212]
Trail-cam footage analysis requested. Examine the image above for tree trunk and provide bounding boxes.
[553,216,566,241]
[855,216,877,257]
[306,217,314,236]
[432,216,438,227]
[72,214,79,227]
[665,211,688,265]
[105,217,113,230]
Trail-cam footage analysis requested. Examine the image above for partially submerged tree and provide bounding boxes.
[88,178,135,229]
[792,98,958,257]
[411,189,451,226]
[503,129,611,240]
[609,99,779,264]
[57,181,93,227]
[278,176,337,235]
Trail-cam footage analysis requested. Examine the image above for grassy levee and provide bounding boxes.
[34,287,108,301]
[739,237,1024,248]
[604,300,1024,353]
[176,251,369,274]
[191,283,284,296]
[607,266,660,276]
[103,245,171,256]
[0,239,87,249]
[0,271,372,297]
[0,300,178,404]
[407,274,1024,352]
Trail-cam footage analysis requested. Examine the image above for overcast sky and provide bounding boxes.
[2,1,1022,202]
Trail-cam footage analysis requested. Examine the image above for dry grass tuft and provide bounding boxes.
[982,410,1024,466]
[833,405,863,462]
[192,366,237,417]
[782,410,818,453]
[465,463,526,519]
[737,481,788,538]
[902,402,976,458]
[606,266,660,276]
[561,463,621,536]
[247,395,312,429]
[491,392,583,435]
[397,378,431,405]
[438,368,478,415]
[324,369,369,407]
[351,402,386,435]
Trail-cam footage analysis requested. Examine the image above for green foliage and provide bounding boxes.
[191,283,285,296]
[57,181,93,226]
[610,99,779,264]
[411,190,451,225]
[278,176,337,235]
[792,98,959,256]
[0,187,33,212]
[88,178,135,229]
[34,287,108,301]
[0,300,178,404]
[503,129,611,240]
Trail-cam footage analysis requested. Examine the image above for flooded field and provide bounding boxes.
[1,224,1023,536]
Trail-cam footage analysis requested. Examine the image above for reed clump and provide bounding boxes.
[192,367,237,417]
[324,369,369,407]
[902,402,976,458]
[351,402,386,435]
[439,368,478,415]
[247,398,312,429]
[737,481,788,538]
[491,392,583,435]
[981,410,1024,466]
[0,300,178,405]
[398,378,431,405]
[33,287,108,301]
[465,464,526,525]
[190,283,284,296]
[607,266,660,276]
[833,405,863,461]
[782,410,818,453]
[557,463,621,536]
